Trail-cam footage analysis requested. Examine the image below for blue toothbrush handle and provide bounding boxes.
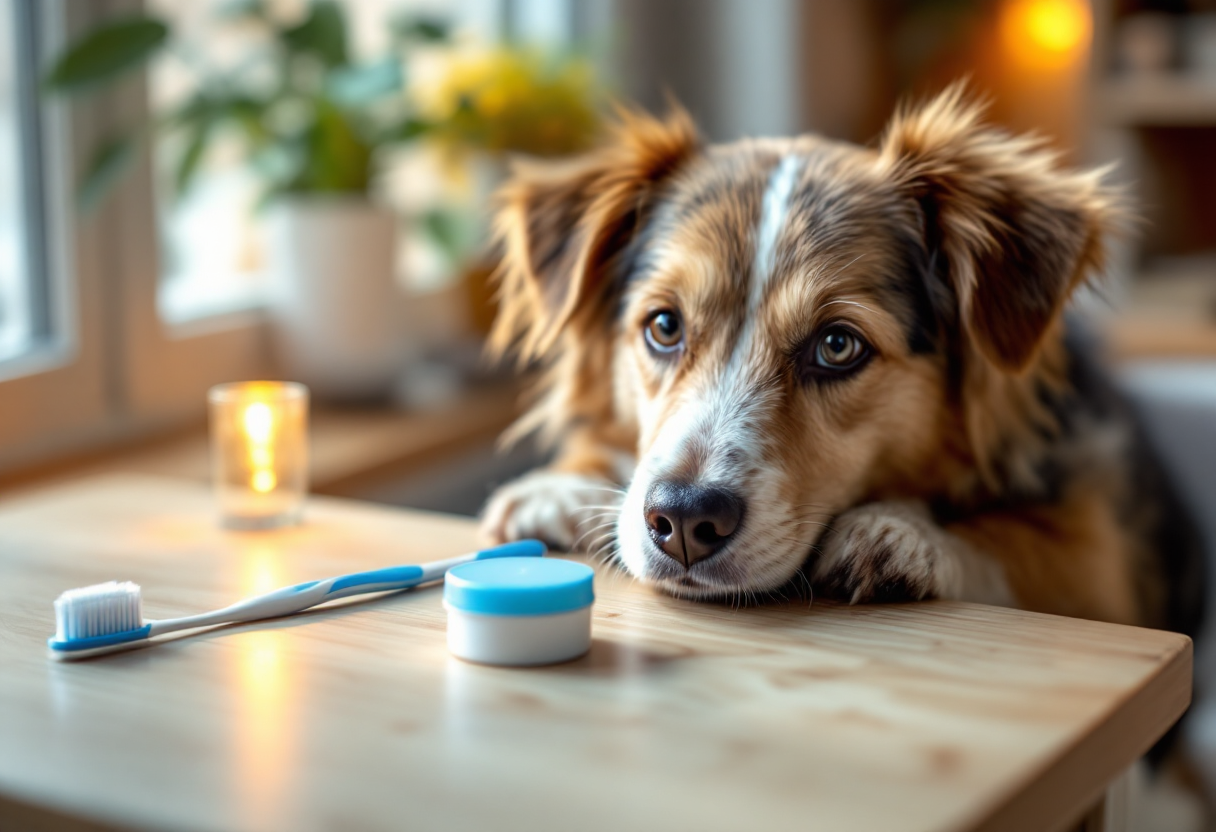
[179,540,549,621]
[323,564,427,596]
[318,539,546,601]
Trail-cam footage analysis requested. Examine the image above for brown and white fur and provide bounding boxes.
[479,87,1205,646]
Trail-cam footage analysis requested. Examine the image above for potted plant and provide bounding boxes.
[44,1,448,400]
[46,2,604,398]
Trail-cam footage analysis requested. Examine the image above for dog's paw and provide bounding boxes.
[480,471,622,552]
[812,501,960,603]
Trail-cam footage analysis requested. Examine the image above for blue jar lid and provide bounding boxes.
[444,557,594,616]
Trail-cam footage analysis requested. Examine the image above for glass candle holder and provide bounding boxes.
[209,381,309,529]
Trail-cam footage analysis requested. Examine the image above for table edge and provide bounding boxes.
[969,631,1193,832]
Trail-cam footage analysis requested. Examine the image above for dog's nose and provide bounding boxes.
[644,480,745,567]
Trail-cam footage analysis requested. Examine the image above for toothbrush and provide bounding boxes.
[48,539,546,660]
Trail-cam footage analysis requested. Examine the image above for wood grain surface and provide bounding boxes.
[0,475,1192,832]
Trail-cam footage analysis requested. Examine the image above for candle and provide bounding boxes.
[208,381,309,529]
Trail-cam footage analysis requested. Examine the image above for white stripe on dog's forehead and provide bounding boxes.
[752,155,803,312]
[723,153,803,377]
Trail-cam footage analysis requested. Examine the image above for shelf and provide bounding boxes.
[1103,262,1216,358]
[1097,76,1216,126]
[1105,315,1216,358]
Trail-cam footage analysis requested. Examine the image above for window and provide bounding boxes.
[0,0,44,365]
[0,0,108,470]
[0,0,527,472]
[0,0,255,465]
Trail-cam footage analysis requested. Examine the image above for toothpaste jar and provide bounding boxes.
[443,557,594,666]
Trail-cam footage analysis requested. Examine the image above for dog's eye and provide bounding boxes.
[644,310,684,354]
[812,327,869,372]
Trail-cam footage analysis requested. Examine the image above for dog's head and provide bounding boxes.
[491,87,1121,599]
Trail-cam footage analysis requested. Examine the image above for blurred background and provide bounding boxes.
[0,0,1213,525]
[2,2,1216,820]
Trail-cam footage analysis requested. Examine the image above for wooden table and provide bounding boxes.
[0,475,1192,832]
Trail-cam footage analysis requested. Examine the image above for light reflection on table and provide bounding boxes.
[234,628,292,828]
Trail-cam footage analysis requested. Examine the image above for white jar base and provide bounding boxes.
[445,604,592,666]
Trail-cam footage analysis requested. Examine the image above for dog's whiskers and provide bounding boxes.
[589,536,621,569]
[584,528,617,552]
[572,519,620,551]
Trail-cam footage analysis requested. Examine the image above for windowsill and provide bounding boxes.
[157,272,269,330]
[0,339,73,383]
[0,381,523,502]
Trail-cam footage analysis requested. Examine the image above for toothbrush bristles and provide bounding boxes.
[54,581,143,640]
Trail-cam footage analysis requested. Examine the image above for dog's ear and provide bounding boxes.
[490,105,699,361]
[879,86,1123,372]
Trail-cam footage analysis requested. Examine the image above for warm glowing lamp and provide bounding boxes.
[209,381,309,529]
[1000,0,1091,69]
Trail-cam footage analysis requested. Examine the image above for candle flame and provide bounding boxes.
[244,403,275,444]
[251,469,278,494]
[243,402,277,494]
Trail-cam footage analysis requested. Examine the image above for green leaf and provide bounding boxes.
[280,1,348,68]
[384,117,431,143]
[226,96,273,148]
[44,16,169,94]
[163,91,214,129]
[283,98,371,193]
[174,118,213,196]
[420,208,470,264]
[77,135,139,212]
[392,16,449,44]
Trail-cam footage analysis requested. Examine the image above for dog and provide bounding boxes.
[478,85,1206,644]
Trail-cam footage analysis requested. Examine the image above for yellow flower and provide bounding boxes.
[410,46,600,158]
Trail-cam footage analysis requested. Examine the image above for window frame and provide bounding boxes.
[0,0,111,471]
[0,0,271,472]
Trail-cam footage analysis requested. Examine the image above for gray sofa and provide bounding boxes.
[1120,361,1216,801]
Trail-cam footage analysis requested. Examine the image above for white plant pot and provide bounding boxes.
[266,198,411,400]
